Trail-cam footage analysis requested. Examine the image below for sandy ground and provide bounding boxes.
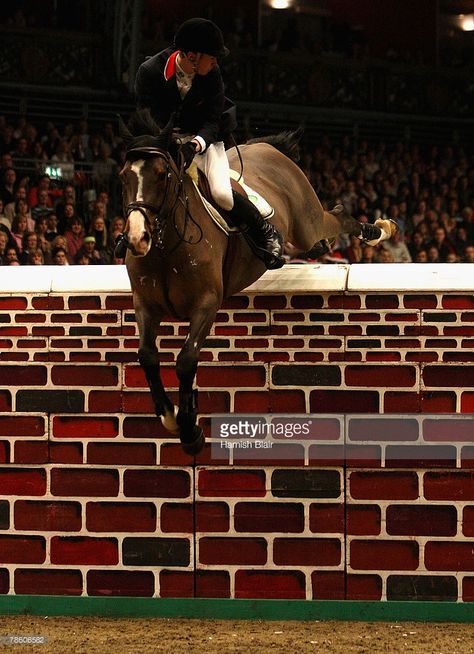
[0,617,472,653]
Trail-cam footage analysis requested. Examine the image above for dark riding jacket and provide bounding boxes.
[135,47,236,149]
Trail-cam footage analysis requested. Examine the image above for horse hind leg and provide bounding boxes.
[325,204,398,246]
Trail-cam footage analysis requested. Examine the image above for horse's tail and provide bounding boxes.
[245,126,304,163]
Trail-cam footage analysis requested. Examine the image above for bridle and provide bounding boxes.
[124,146,184,249]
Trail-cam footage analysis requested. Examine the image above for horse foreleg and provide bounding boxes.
[176,301,219,455]
[135,305,177,434]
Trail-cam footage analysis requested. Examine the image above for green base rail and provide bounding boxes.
[0,597,473,622]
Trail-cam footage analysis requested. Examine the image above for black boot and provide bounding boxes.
[228,192,285,269]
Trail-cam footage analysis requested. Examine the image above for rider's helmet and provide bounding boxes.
[174,18,229,58]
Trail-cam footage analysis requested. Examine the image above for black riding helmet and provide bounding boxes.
[174,17,229,58]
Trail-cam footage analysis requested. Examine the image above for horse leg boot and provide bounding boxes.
[329,204,398,246]
[228,191,285,269]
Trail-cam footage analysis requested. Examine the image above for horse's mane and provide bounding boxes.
[245,127,304,163]
[126,109,162,138]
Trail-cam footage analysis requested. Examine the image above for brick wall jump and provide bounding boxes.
[0,265,473,601]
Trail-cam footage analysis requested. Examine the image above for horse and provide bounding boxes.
[117,110,395,455]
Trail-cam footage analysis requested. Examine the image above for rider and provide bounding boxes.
[134,17,285,269]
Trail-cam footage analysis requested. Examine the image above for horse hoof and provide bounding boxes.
[181,426,205,456]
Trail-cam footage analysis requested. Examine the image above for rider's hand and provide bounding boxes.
[181,141,197,170]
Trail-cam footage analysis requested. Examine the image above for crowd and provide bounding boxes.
[0,112,473,266]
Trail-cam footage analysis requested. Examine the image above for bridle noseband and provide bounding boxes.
[124,147,181,249]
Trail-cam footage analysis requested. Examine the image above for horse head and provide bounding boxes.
[118,110,178,257]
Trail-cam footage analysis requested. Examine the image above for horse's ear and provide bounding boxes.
[117,114,133,146]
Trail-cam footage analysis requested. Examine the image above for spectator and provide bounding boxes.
[64,217,85,262]
[427,245,441,263]
[0,199,10,229]
[92,143,117,189]
[10,214,29,252]
[50,139,75,182]
[376,248,395,263]
[19,231,39,264]
[32,189,54,222]
[0,168,18,205]
[0,231,9,264]
[462,245,474,263]
[429,227,455,262]
[380,231,412,262]
[415,250,428,262]
[4,246,19,265]
[27,248,45,265]
[75,235,105,264]
[51,246,69,265]
[88,214,109,259]
[45,213,61,243]
[55,185,77,225]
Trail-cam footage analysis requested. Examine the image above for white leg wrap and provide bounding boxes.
[161,405,179,435]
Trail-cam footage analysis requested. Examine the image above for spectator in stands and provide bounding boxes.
[429,226,455,262]
[75,235,105,264]
[360,244,376,263]
[19,231,39,264]
[10,214,29,252]
[32,190,55,223]
[0,231,9,264]
[64,217,85,261]
[376,248,395,263]
[34,216,52,263]
[27,248,45,265]
[380,230,412,263]
[462,245,474,263]
[344,235,363,263]
[427,245,441,263]
[4,186,28,226]
[0,199,10,229]
[50,139,75,182]
[92,143,117,189]
[88,214,110,262]
[51,246,69,265]
[14,198,35,231]
[4,246,19,265]
[0,168,18,205]
[28,174,58,208]
[45,213,61,242]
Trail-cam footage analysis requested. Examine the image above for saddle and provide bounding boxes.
[190,165,274,235]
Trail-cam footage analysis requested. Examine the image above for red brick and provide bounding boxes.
[49,442,83,464]
[345,445,382,468]
[0,391,11,411]
[329,325,363,335]
[158,443,196,466]
[345,365,416,387]
[200,537,267,565]
[422,418,473,442]
[198,469,266,497]
[350,540,419,570]
[121,392,154,414]
[68,296,102,310]
[195,570,231,598]
[214,326,248,336]
[51,468,119,497]
[254,351,290,362]
[384,391,420,412]
[387,505,457,536]
[424,471,474,500]
[123,469,190,498]
[311,571,345,599]
[310,390,379,413]
[233,391,270,412]
[424,365,474,387]
[235,570,305,599]
[0,568,8,594]
[87,502,156,532]
[51,365,118,386]
[88,391,123,412]
[87,442,156,465]
[403,295,437,309]
[17,338,47,349]
[51,536,118,565]
[329,295,361,309]
[160,503,193,533]
[105,295,134,310]
[197,365,266,388]
[15,313,46,323]
[365,295,399,309]
[349,312,380,322]
[463,577,474,601]
[309,503,344,533]
[15,569,83,595]
[460,392,474,413]
[234,502,304,532]
[274,537,341,566]
[406,352,438,363]
[329,352,363,362]
[14,441,49,463]
[159,570,194,597]
[347,505,381,535]
[0,442,9,463]
[0,352,29,361]
[218,352,248,361]
[122,416,168,439]
[0,297,27,309]
[443,352,474,362]
[366,352,401,362]
[425,542,474,571]
[50,313,82,323]
[0,327,27,336]
[0,536,45,563]
[421,391,457,412]
[124,365,178,389]
[292,295,325,309]
[347,574,383,600]
[307,444,343,466]
[347,417,419,442]
[253,295,287,309]
[194,502,228,532]
[0,365,47,386]
[15,500,81,531]
[52,416,119,439]
[461,447,474,467]
[350,471,419,500]
[87,570,154,597]
[0,468,46,496]
[87,313,118,324]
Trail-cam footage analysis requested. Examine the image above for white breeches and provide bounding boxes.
[195,142,234,211]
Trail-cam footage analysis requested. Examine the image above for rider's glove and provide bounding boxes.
[181,141,197,170]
